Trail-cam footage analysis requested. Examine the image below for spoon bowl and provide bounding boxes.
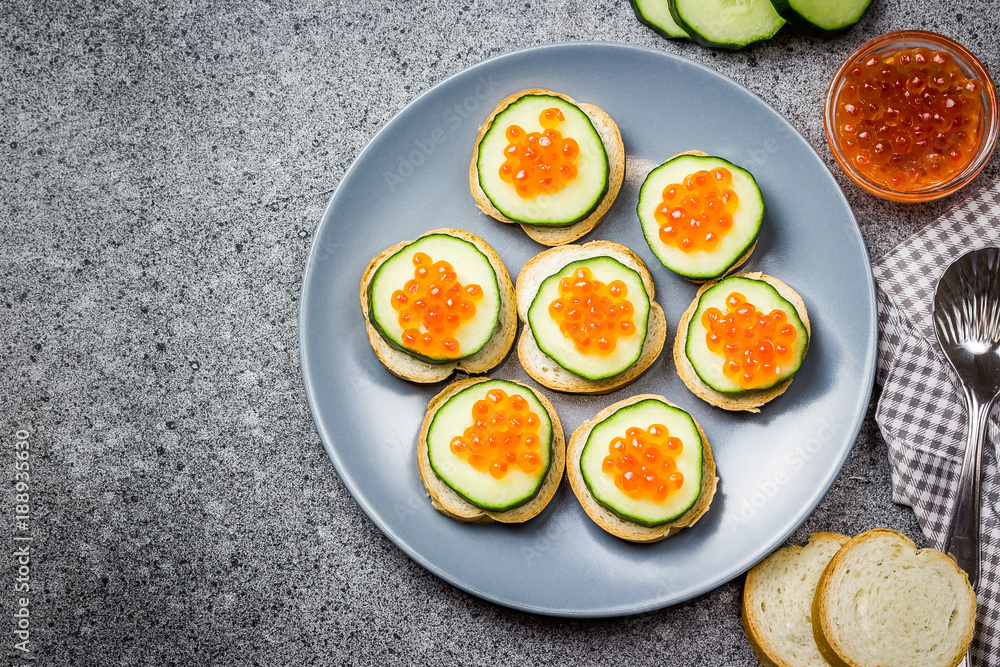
[934,248,1000,402]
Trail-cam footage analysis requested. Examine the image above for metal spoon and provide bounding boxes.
[932,247,1000,666]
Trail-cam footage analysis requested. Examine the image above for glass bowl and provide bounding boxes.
[825,30,998,203]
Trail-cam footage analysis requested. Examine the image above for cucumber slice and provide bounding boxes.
[685,276,808,393]
[368,234,501,364]
[527,256,650,380]
[426,380,553,511]
[638,154,763,280]
[768,0,871,33]
[669,0,785,49]
[580,399,703,527]
[477,95,609,227]
[630,0,689,39]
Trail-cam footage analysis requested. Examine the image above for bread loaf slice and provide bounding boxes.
[813,529,976,667]
[469,89,625,246]
[742,532,849,667]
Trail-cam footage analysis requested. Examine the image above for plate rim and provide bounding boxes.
[299,40,878,617]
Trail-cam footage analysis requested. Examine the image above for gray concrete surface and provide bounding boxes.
[2,0,997,664]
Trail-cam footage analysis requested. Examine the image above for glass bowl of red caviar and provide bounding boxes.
[825,30,998,202]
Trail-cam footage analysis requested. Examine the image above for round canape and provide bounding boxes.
[470,89,625,246]
[638,151,763,281]
[516,241,666,394]
[418,378,565,523]
[674,272,810,412]
[567,394,718,542]
[360,229,516,383]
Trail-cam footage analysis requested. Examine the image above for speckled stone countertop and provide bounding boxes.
[3,1,997,664]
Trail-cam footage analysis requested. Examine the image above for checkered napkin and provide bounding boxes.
[873,178,1000,667]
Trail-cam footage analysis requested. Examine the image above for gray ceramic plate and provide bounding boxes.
[300,42,876,617]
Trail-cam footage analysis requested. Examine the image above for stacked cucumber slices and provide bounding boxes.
[475,94,609,227]
[367,233,501,364]
[638,154,763,281]
[629,0,688,39]
[630,0,873,49]
[770,0,873,33]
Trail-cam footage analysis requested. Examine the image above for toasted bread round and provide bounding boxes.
[565,393,717,542]
[742,532,849,667]
[359,228,517,383]
[515,241,666,394]
[469,89,626,246]
[417,378,565,523]
[812,529,976,667]
[673,272,811,412]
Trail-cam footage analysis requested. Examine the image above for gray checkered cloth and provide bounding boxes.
[874,178,1000,667]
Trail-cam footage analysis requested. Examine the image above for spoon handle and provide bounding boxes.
[943,391,991,590]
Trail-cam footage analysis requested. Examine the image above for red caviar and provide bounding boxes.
[498,108,580,198]
[390,252,483,357]
[835,46,985,191]
[702,292,799,390]
[448,388,544,479]
[654,167,739,253]
[602,424,685,503]
[547,266,636,355]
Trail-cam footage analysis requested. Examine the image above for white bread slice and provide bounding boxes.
[565,393,717,542]
[469,89,626,246]
[417,378,565,524]
[742,532,849,667]
[359,228,517,383]
[515,241,666,395]
[673,272,811,412]
[813,529,976,667]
